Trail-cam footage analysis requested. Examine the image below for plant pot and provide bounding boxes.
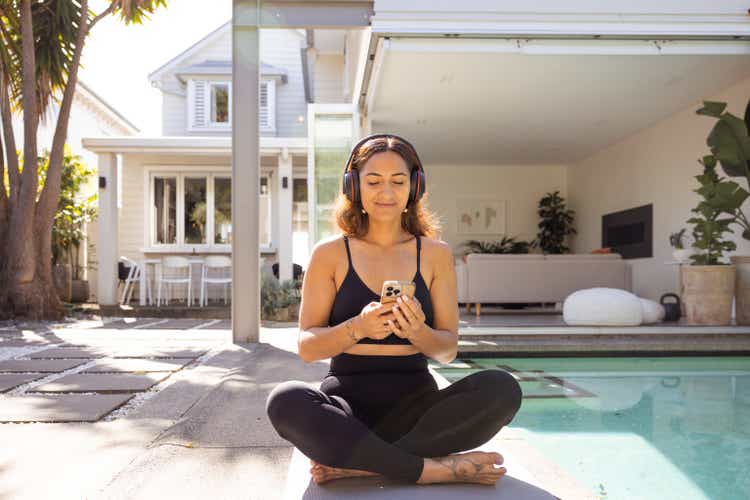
[730,256,750,325]
[672,248,693,263]
[71,280,90,303]
[679,264,735,325]
[53,263,72,303]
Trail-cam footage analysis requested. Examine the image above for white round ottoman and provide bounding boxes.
[563,287,643,326]
[639,298,665,324]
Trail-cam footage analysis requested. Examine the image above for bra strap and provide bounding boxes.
[343,235,353,265]
[416,235,421,273]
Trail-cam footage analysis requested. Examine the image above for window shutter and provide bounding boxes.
[260,82,269,129]
[192,80,208,129]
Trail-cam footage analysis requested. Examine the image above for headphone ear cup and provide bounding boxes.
[343,170,360,204]
[410,168,425,202]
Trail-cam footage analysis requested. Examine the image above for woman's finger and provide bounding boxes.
[397,298,417,322]
[388,319,404,337]
[391,303,412,328]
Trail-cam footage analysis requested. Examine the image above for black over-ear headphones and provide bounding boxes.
[342,133,426,207]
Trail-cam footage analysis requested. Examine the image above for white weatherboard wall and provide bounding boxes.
[569,73,750,302]
[425,163,567,256]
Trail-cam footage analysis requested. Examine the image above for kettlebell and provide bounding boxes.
[660,293,682,322]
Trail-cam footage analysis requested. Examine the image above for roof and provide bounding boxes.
[148,21,302,83]
[174,60,288,83]
[76,81,140,134]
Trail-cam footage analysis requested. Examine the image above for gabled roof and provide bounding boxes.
[148,21,230,83]
[77,81,140,134]
[148,21,303,84]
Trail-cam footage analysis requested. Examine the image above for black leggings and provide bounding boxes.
[265,354,523,483]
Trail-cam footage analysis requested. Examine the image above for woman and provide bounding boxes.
[265,134,523,486]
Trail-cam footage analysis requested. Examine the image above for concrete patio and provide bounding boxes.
[0,317,597,500]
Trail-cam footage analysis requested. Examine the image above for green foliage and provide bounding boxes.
[695,99,750,240]
[686,155,736,265]
[260,273,301,319]
[41,145,97,276]
[460,235,536,255]
[535,190,577,254]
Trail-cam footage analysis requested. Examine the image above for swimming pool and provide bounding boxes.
[431,356,750,500]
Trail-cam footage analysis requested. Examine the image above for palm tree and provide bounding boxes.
[0,0,167,319]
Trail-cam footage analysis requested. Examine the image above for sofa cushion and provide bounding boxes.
[639,298,665,324]
[563,287,643,326]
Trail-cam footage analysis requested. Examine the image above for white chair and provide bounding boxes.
[157,256,192,306]
[200,255,232,307]
[119,256,142,305]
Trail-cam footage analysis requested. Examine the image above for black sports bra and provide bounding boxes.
[328,234,434,345]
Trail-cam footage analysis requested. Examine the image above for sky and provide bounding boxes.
[81,1,233,135]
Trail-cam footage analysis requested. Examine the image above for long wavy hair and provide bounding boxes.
[333,135,442,239]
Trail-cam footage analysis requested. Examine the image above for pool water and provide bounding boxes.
[430,356,750,500]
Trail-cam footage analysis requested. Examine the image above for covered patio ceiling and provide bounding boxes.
[365,38,750,165]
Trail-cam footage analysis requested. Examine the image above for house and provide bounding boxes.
[85,2,750,326]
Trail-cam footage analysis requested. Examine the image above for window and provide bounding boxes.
[209,82,229,125]
[214,177,232,244]
[153,177,177,244]
[184,177,207,244]
[189,79,275,132]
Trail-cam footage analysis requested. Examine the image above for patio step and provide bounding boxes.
[458,332,750,356]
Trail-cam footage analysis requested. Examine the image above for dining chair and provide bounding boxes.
[200,255,232,307]
[157,256,192,306]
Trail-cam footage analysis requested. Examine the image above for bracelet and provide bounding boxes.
[345,318,358,342]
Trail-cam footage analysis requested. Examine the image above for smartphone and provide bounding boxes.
[380,280,416,304]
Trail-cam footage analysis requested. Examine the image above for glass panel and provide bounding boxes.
[211,83,229,123]
[314,115,352,243]
[153,177,176,244]
[260,176,271,246]
[292,178,309,268]
[185,177,207,244]
[214,177,232,244]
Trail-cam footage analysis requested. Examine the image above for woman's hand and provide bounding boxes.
[389,296,426,340]
[355,301,397,340]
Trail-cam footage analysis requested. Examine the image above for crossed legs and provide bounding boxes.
[266,369,523,484]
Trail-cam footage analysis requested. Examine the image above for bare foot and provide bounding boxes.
[309,459,380,485]
[417,451,507,485]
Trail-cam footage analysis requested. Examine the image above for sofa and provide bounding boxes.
[455,253,633,316]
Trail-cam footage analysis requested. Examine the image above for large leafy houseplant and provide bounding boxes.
[694,99,750,237]
[535,190,577,254]
[685,155,736,265]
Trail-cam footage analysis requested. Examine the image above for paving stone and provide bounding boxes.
[111,348,207,359]
[82,358,191,373]
[28,348,109,359]
[31,372,170,393]
[0,394,134,422]
[0,374,45,392]
[0,339,51,347]
[0,359,88,373]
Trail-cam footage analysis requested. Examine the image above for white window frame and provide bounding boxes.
[143,165,275,253]
[187,78,276,133]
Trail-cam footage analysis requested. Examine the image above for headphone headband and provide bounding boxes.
[343,133,423,175]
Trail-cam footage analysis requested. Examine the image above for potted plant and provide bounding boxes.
[261,273,302,321]
[680,154,737,325]
[47,147,97,303]
[534,190,577,254]
[695,99,750,324]
[669,228,695,263]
